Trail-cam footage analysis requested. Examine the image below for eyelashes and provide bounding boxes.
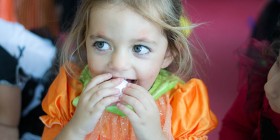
[93,41,111,51]
[92,41,151,55]
[133,45,151,55]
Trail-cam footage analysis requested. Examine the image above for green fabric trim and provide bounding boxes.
[72,65,184,117]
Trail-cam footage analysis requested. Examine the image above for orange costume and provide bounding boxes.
[40,66,217,140]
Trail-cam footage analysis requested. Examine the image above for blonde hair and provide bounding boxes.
[61,0,195,79]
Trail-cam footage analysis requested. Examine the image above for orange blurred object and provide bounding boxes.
[0,0,17,22]
[15,0,59,37]
[0,0,59,38]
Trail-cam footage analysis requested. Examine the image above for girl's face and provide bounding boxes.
[265,53,280,113]
[85,4,172,90]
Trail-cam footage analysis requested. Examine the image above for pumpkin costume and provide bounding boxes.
[40,66,217,140]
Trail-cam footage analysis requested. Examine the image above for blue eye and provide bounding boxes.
[93,41,111,51]
[133,45,150,55]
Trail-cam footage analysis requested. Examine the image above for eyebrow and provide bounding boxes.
[131,38,157,45]
[89,34,112,42]
[89,34,157,45]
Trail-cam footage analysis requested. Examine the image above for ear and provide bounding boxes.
[161,50,173,68]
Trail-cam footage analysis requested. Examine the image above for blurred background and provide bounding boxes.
[0,0,271,139]
[184,0,267,139]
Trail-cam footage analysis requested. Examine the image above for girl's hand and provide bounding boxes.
[66,73,122,137]
[117,84,167,140]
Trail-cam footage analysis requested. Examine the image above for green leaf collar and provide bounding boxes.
[72,65,184,117]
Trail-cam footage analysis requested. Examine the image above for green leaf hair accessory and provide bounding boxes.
[179,16,192,37]
[72,65,184,117]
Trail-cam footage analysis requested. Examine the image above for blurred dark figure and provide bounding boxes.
[219,0,280,140]
[56,0,81,32]
[0,0,58,139]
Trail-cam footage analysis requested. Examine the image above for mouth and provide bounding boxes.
[111,77,137,84]
[125,79,137,84]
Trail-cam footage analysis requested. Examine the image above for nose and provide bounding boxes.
[108,50,130,71]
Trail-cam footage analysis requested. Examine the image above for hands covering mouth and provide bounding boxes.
[115,79,128,96]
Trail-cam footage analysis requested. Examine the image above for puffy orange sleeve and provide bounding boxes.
[170,78,218,140]
[40,67,82,140]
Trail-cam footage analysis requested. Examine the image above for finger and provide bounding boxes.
[85,78,123,95]
[123,85,155,109]
[88,88,120,108]
[126,84,154,100]
[79,78,123,107]
[127,83,148,94]
[92,96,120,114]
[83,73,112,93]
[120,94,146,115]
[117,103,139,122]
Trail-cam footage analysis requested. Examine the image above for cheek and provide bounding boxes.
[87,56,106,77]
[86,46,94,64]
[138,66,161,89]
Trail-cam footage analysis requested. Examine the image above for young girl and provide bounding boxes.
[40,0,218,139]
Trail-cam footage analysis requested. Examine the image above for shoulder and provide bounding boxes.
[41,65,82,127]
[178,78,206,90]
[169,78,208,102]
[169,78,210,115]
[169,78,218,139]
[43,65,82,100]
